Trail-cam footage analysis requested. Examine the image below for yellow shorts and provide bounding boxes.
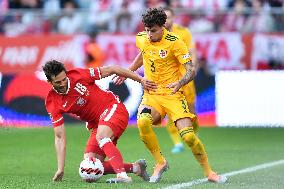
[140,92,196,122]
[182,81,196,104]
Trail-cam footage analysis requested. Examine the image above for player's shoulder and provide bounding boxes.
[45,89,59,106]
[67,68,82,75]
[173,24,191,35]
[66,68,86,79]
[173,24,188,32]
[136,31,147,42]
[136,31,147,37]
[136,31,148,47]
[164,31,179,42]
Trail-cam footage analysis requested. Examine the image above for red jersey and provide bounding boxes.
[45,67,121,127]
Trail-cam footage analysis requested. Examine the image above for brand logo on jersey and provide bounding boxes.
[76,97,86,106]
[62,101,68,108]
[89,68,95,77]
[182,53,191,59]
[159,50,167,58]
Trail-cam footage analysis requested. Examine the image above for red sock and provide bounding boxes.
[103,161,133,175]
[101,141,125,173]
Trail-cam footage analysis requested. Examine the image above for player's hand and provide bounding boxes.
[166,82,182,94]
[112,75,126,85]
[141,78,157,92]
[53,169,64,182]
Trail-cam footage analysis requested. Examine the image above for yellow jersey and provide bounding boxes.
[172,23,194,49]
[136,29,192,95]
[171,24,195,76]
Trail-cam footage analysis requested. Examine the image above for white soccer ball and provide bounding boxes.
[79,157,104,182]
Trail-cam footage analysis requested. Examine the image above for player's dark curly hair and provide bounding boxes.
[43,60,66,82]
[142,7,167,28]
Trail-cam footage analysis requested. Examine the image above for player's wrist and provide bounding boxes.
[178,80,184,87]
[139,76,144,84]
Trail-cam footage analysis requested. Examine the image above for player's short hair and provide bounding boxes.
[142,7,167,28]
[43,60,66,82]
[164,6,174,16]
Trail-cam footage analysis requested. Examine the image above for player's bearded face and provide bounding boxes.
[145,25,164,42]
[51,71,68,94]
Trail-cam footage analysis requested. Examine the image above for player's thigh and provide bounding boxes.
[175,117,193,130]
[96,125,115,141]
[187,102,196,114]
[139,94,165,124]
[98,103,129,140]
[163,93,196,124]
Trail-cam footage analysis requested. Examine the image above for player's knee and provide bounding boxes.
[97,137,112,148]
[180,127,197,147]
[137,108,153,134]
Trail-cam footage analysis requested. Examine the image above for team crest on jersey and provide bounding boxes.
[159,50,167,58]
[76,97,86,106]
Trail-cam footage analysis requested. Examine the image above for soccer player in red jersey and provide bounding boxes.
[43,60,157,183]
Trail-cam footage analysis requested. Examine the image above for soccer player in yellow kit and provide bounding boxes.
[113,8,226,183]
[164,7,199,154]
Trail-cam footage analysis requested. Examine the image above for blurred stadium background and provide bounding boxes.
[0,0,284,188]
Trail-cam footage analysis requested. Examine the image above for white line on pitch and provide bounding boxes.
[161,159,284,189]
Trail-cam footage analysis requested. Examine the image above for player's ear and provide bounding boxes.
[47,77,54,85]
[47,80,54,86]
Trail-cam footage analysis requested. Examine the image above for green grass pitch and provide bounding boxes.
[1,126,284,189]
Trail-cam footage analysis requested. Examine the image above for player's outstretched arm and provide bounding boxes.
[129,52,143,71]
[53,124,66,182]
[112,52,143,85]
[167,61,196,94]
[100,65,157,91]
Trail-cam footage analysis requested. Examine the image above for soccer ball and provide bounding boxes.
[79,157,104,182]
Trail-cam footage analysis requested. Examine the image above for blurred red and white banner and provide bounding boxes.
[251,34,284,70]
[96,33,247,74]
[0,35,87,74]
[1,33,284,74]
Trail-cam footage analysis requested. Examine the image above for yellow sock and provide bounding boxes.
[137,113,165,164]
[166,119,182,145]
[179,127,212,176]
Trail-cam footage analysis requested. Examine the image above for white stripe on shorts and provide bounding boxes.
[104,104,117,121]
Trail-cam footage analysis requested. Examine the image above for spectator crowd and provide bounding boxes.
[0,0,284,36]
